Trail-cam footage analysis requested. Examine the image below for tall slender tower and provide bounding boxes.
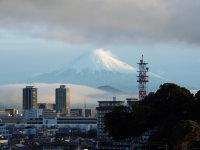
[137,55,149,100]
[23,86,37,110]
[55,85,70,115]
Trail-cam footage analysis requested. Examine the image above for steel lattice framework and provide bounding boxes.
[137,55,149,100]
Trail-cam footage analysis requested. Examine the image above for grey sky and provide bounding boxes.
[0,0,200,45]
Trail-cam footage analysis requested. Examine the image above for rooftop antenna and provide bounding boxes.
[84,100,86,117]
[84,100,86,110]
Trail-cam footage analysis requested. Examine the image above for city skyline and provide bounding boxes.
[0,1,200,149]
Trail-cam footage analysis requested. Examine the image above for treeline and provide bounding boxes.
[104,83,200,149]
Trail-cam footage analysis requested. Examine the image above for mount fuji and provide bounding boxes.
[58,49,137,74]
[31,49,165,92]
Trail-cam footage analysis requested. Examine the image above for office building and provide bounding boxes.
[23,109,38,120]
[70,109,85,117]
[96,101,125,139]
[85,109,97,117]
[70,109,97,117]
[126,98,139,106]
[57,116,97,125]
[23,86,37,110]
[55,85,70,115]
[42,109,57,119]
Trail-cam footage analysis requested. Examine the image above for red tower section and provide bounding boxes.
[137,55,149,100]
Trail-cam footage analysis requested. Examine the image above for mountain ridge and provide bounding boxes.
[97,85,124,93]
[30,49,165,92]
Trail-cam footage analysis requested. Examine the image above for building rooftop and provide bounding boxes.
[60,85,66,88]
[98,101,124,103]
[25,86,35,88]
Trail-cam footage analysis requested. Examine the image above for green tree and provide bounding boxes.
[104,105,156,140]
[130,105,156,137]
[195,90,200,100]
[104,106,131,140]
[170,120,200,150]
[185,90,200,123]
[104,83,200,149]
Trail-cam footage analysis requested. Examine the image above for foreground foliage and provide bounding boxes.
[104,83,200,149]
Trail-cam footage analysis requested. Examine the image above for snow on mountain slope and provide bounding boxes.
[31,48,166,92]
[58,49,137,74]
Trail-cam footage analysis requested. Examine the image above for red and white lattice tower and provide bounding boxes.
[137,55,149,100]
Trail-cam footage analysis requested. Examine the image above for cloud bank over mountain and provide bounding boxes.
[0,83,135,111]
[0,0,200,45]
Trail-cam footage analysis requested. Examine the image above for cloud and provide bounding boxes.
[0,83,135,112]
[0,0,199,45]
[0,83,104,111]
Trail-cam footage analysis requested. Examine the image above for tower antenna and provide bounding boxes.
[137,55,149,100]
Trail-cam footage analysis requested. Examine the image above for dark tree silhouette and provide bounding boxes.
[104,83,200,149]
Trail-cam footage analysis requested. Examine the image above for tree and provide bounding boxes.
[104,105,156,140]
[170,120,200,150]
[104,83,200,149]
[195,90,200,100]
[187,90,200,123]
[130,105,156,137]
[104,106,131,140]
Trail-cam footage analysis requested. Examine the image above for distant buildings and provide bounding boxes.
[1,84,139,149]
[5,108,18,116]
[0,108,20,118]
[71,109,97,117]
[23,86,37,110]
[55,85,70,115]
[23,109,38,120]
[38,103,54,110]
[85,109,97,117]
[42,109,57,119]
[0,111,10,117]
[0,84,100,132]
[0,123,9,144]
[70,109,85,117]
[19,85,98,128]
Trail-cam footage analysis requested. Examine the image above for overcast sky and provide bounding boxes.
[0,0,200,89]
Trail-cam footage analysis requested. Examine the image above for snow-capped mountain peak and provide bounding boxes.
[65,48,137,73]
[31,48,166,92]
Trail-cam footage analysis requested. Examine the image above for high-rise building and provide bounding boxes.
[96,100,125,139]
[23,86,37,110]
[55,85,70,115]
